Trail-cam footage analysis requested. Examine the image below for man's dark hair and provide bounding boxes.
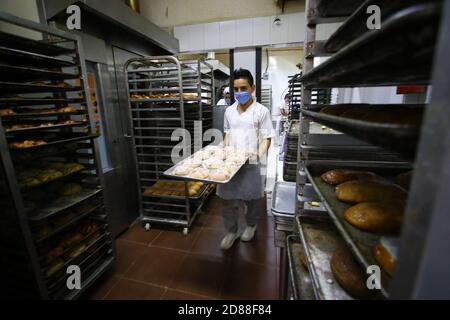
[233,68,254,87]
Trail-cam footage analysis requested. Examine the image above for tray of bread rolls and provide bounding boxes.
[305,160,413,298]
[142,180,210,200]
[301,104,424,158]
[163,144,249,184]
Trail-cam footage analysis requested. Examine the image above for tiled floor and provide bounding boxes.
[82,194,280,300]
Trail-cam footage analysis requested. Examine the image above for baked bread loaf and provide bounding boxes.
[335,180,407,204]
[77,222,98,235]
[46,259,65,277]
[330,246,372,299]
[0,108,15,116]
[373,244,395,276]
[46,246,64,261]
[344,201,404,233]
[396,171,413,190]
[321,169,377,185]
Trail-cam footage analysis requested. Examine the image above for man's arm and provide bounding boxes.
[258,138,271,160]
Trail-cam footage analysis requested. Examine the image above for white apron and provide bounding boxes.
[216,104,266,200]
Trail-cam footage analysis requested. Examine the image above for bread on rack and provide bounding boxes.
[335,180,408,204]
[344,201,404,233]
[60,233,84,248]
[8,140,47,149]
[46,259,65,277]
[321,169,378,185]
[59,183,82,196]
[373,237,398,276]
[330,246,373,299]
[0,108,16,116]
[77,222,99,235]
[46,246,64,261]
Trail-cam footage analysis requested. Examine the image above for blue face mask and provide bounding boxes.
[225,98,231,105]
[235,91,251,105]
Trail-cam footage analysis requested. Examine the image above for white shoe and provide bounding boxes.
[240,225,257,242]
[220,232,239,250]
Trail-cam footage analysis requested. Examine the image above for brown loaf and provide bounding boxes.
[373,244,395,276]
[335,180,407,204]
[330,246,372,299]
[396,171,413,190]
[60,233,84,248]
[343,201,404,233]
[321,169,377,185]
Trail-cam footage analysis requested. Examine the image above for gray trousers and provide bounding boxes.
[222,198,264,233]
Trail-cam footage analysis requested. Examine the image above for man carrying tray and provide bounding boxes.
[217,68,275,250]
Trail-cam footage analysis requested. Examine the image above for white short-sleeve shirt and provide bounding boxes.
[224,100,275,155]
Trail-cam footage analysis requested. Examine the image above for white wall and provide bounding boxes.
[262,48,303,113]
[174,12,305,52]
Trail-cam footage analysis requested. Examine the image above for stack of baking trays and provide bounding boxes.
[287,72,332,121]
[283,121,299,182]
[287,0,444,300]
[125,57,215,235]
[0,13,114,299]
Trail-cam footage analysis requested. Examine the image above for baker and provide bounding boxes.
[217,68,275,250]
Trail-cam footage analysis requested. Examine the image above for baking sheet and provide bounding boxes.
[305,161,412,298]
[296,215,354,300]
[163,147,249,184]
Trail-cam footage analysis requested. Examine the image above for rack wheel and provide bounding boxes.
[144,223,151,231]
[182,228,189,235]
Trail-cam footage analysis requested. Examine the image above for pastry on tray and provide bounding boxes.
[59,183,82,196]
[0,108,16,116]
[9,140,47,149]
[188,168,209,179]
[321,169,378,185]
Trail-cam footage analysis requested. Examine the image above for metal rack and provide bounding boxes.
[125,56,215,234]
[261,85,272,109]
[286,0,448,300]
[0,12,115,299]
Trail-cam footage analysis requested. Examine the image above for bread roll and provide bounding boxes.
[59,183,82,196]
[330,246,372,299]
[321,169,377,185]
[173,165,190,176]
[189,168,209,179]
[209,170,228,181]
[373,244,395,276]
[336,180,407,204]
[205,158,224,169]
[60,233,84,248]
[344,201,404,233]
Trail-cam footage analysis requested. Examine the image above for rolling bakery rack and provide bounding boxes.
[284,0,450,300]
[0,12,115,299]
[125,57,215,235]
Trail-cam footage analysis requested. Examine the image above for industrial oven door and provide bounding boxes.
[85,61,132,237]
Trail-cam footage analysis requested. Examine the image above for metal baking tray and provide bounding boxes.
[2,110,85,119]
[0,82,82,94]
[0,30,75,56]
[141,180,210,200]
[296,215,354,300]
[301,3,441,88]
[7,132,99,151]
[0,64,79,82]
[163,150,248,185]
[316,0,365,18]
[19,163,87,191]
[0,97,85,107]
[5,121,87,134]
[301,108,422,158]
[305,160,412,298]
[325,0,438,53]
[286,235,315,300]
[0,46,76,68]
[34,203,104,243]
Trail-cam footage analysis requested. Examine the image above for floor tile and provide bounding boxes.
[82,272,121,300]
[114,240,148,276]
[118,223,162,246]
[151,226,202,252]
[104,278,165,300]
[232,235,278,267]
[220,260,278,300]
[190,228,235,259]
[170,254,229,298]
[161,289,213,300]
[124,246,186,287]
